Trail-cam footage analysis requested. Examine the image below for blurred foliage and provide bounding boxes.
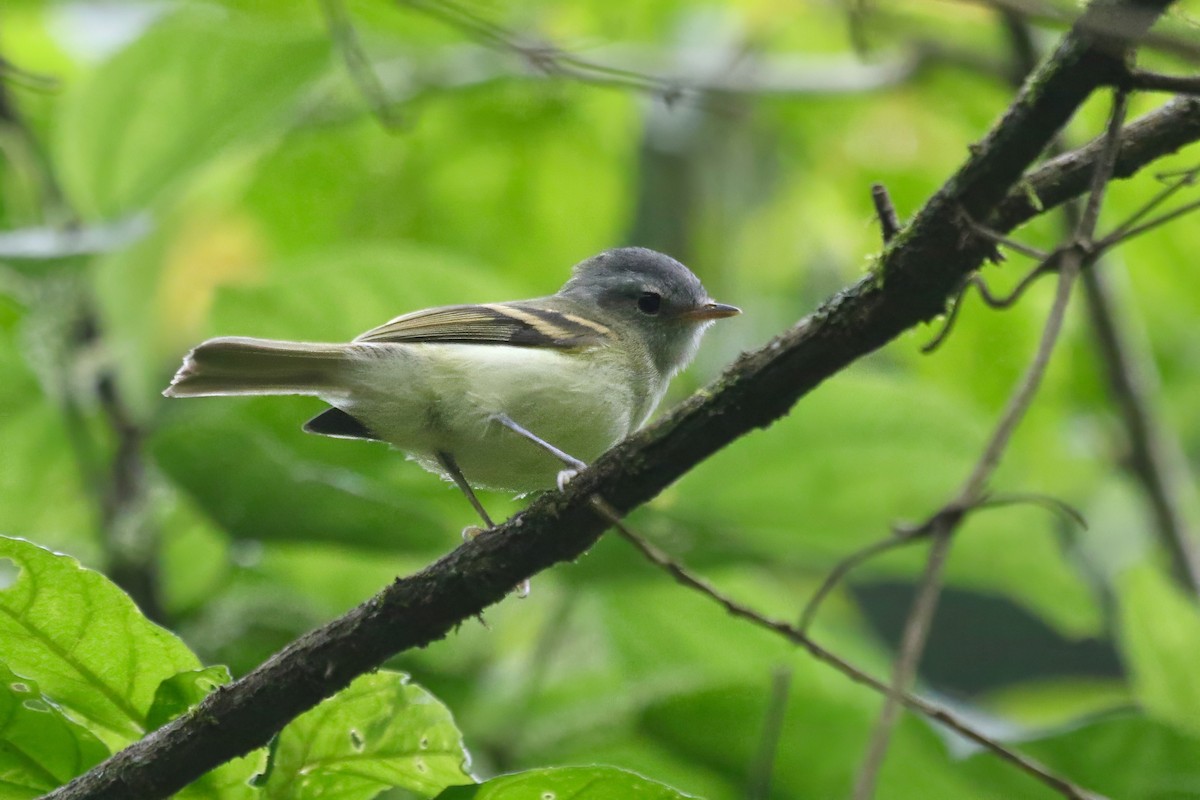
[2,0,1200,798]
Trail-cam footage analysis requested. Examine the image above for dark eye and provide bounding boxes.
[637,292,662,315]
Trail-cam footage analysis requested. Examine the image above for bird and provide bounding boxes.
[164,247,739,528]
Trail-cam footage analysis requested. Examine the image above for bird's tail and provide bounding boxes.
[163,337,351,398]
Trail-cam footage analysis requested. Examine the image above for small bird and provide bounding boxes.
[164,247,739,528]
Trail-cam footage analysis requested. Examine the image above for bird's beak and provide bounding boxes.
[680,301,742,321]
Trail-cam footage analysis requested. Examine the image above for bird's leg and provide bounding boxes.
[490,413,586,490]
[436,448,529,598]
[436,450,494,537]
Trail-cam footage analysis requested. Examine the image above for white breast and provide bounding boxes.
[332,343,640,492]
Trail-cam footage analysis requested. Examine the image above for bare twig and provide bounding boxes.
[1096,195,1200,250]
[977,492,1088,529]
[1061,168,1200,593]
[1100,164,1199,242]
[798,534,916,634]
[318,0,405,129]
[1124,68,1200,95]
[871,183,902,243]
[921,261,1058,353]
[798,489,1087,636]
[1079,266,1200,593]
[388,0,937,111]
[588,497,1103,800]
[960,209,1051,261]
[1,63,163,620]
[851,521,955,800]
[400,0,689,101]
[960,0,1200,63]
[747,667,793,800]
[852,89,1129,800]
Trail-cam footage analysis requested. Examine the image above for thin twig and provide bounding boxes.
[852,89,1129,800]
[961,0,1200,64]
[798,534,917,634]
[977,492,1088,529]
[318,0,405,129]
[1066,175,1200,593]
[588,497,1103,800]
[746,667,793,800]
[798,489,1087,638]
[921,278,971,354]
[1079,267,1200,593]
[1124,68,1200,95]
[392,0,935,111]
[1076,92,1128,241]
[872,183,902,243]
[1099,164,1199,243]
[960,209,1051,261]
[921,261,1058,353]
[401,0,688,100]
[851,521,954,800]
[1096,196,1200,250]
[1003,16,1200,593]
[857,249,1085,800]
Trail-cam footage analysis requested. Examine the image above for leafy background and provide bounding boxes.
[2,0,1200,798]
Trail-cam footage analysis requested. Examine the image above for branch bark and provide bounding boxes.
[43,3,1195,798]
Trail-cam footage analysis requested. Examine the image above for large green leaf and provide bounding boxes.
[0,662,108,800]
[435,766,697,800]
[262,670,470,799]
[634,682,990,800]
[150,407,455,552]
[0,306,94,559]
[1117,564,1200,737]
[205,242,530,343]
[670,372,1100,636]
[0,537,200,745]
[960,711,1200,800]
[55,8,331,217]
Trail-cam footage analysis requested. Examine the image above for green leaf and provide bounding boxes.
[150,408,453,552]
[672,372,1099,636]
[961,712,1200,799]
[55,8,330,217]
[1117,564,1200,736]
[146,665,232,732]
[207,242,528,343]
[633,682,984,800]
[262,670,470,800]
[0,662,109,799]
[0,537,200,746]
[434,766,697,800]
[0,314,94,558]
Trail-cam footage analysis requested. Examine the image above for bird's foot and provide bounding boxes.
[462,523,530,597]
[556,468,579,491]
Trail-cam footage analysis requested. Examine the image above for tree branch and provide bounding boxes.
[42,2,1190,797]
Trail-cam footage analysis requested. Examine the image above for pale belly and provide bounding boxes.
[332,343,650,493]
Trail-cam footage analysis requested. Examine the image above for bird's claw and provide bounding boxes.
[461,524,484,542]
[556,468,578,491]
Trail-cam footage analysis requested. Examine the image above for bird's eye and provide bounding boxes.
[637,292,662,315]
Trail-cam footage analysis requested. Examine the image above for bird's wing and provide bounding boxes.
[353,302,614,349]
